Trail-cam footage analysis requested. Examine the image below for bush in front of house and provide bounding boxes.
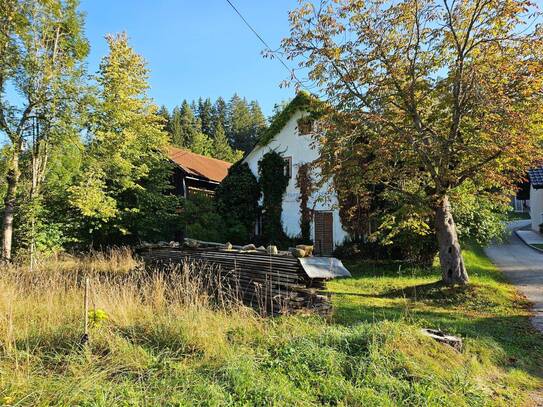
[334,230,438,268]
[215,162,261,244]
[258,151,290,246]
[180,194,227,243]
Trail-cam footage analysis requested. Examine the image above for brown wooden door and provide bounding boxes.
[314,211,333,256]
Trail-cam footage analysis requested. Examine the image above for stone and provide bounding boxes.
[296,245,314,256]
[290,248,306,258]
[267,245,278,255]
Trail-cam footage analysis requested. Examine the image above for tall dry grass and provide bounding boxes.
[0,248,260,363]
[1,247,538,406]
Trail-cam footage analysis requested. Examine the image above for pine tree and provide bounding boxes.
[227,94,253,153]
[212,122,243,162]
[249,100,267,144]
[198,97,214,137]
[157,105,173,143]
[212,97,228,135]
[169,106,183,146]
[191,132,213,156]
[190,100,198,114]
[174,100,200,147]
[226,95,268,153]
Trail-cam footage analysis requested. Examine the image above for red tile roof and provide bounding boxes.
[167,146,232,183]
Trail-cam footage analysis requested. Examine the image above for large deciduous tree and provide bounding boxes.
[0,0,88,261]
[281,0,543,285]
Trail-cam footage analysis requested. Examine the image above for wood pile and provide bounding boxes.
[137,244,334,317]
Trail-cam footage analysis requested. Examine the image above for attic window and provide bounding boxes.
[284,156,292,178]
[297,117,313,135]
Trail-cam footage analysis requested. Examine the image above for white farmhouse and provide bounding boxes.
[243,93,349,255]
[528,167,543,232]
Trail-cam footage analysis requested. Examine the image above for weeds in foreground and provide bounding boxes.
[0,247,541,406]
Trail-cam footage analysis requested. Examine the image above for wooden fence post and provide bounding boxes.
[81,277,89,346]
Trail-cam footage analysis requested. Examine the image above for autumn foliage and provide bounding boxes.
[281,0,543,284]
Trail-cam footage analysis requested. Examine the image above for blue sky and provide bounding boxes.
[80,0,301,117]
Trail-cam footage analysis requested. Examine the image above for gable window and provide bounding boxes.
[284,156,292,179]
[297,117,313,135]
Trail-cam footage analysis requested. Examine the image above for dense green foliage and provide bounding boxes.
[212,123,243,163]
[215,162,261,244]
[295,162,314,242]
[0,2,273,258]
[0,0,90,260]
[67,33,178,246]
[180,194,227,243]
[258,151,289,245]
[451,182,508,245]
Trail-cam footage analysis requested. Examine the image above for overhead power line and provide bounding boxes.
[224,0,309,91]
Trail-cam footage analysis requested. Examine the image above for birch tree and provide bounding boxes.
[0,0,88,261]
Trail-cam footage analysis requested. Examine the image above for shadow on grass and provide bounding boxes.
[113,324,204,358]
[329,280,486,308]
[331,289,543,379]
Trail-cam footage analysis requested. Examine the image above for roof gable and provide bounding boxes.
[529,167,543,189]
[167,147,232,183]
[257,91,323,148]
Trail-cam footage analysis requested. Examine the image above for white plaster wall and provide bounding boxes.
[530,185,543,231]
[243,110,349,247]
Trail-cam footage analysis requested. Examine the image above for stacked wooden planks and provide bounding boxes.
[137,246,332,316]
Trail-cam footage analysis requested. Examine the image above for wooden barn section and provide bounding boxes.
[138,241,351,316]
[167,146,232,197]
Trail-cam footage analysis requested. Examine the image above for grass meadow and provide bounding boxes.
[0,245,542,406]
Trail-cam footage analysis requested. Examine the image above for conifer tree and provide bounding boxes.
[191,132,213,157]
[157,105,170,126]
[198,97,214,137]
[212,122,243,162]
[249,100,267,144]
[227,94,253,152]
[175,100,200,147]
[157,105,172,141]
[212,97,228,135]
[169,106,183,146]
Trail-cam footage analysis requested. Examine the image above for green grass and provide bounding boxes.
[506,211,530,221]
[1,246,542,406]
[531,244,543,250]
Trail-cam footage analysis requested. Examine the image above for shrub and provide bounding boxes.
[334,231,437,267]
[258,151,289,245]
[215,162,261,243]
[181,194,227,243]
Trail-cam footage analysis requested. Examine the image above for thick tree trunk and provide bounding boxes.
[2,150,20,262]
[434,195,468,285]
